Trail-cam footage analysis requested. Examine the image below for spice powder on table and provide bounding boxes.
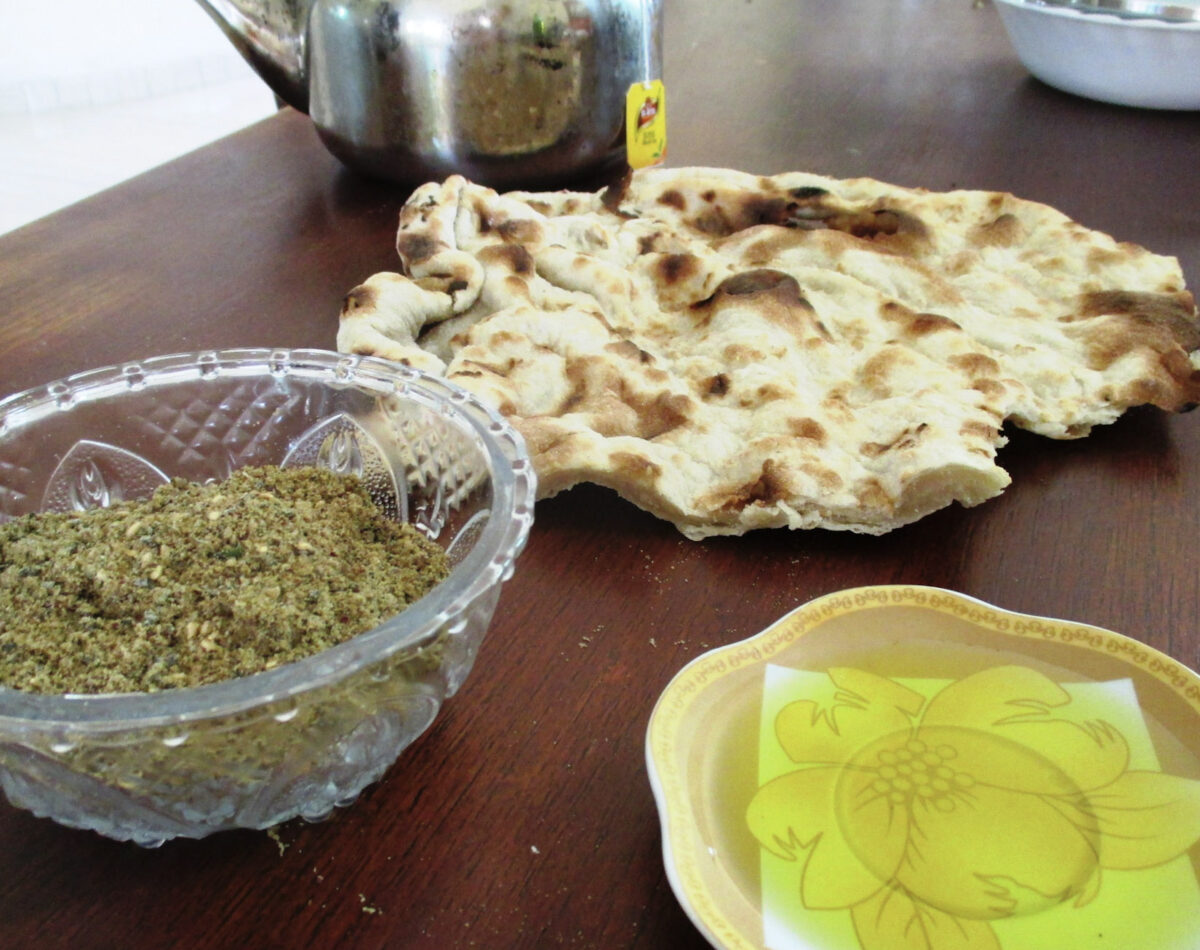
[0,466,450,694]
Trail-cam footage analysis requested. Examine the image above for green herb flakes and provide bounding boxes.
[0,466,450,694]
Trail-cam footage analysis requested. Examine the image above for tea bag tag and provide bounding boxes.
[625,80,667,169]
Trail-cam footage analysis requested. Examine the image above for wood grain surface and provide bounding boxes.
[1,1,1198,947]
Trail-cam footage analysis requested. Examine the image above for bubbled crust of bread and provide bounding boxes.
[337,168,1200,538]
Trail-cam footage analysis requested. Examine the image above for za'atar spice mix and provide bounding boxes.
[0,466,449,694]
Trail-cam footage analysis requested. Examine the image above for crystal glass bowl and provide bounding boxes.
[0,349,535,845]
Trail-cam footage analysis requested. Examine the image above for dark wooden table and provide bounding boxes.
[1,1,1198,947]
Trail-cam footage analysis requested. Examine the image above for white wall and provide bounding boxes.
[0,0,267,113]
[0,0,277,232]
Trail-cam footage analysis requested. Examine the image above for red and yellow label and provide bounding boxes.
[625,79,667,169]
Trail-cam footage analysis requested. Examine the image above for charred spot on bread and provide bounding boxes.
[879,301,961,336]
[909,312,962,336]
[559,356,691,440]
[639,392,693,440]
[720,460,790,511]
[396,233,438,265]
[1077,291,1200,352]
[497,218,542,245]
[949,353,1003,378]
[341,284,376,315]
[656,253,702,286]
[704,373,730,398]
[970,213,1024,248]
[960,420,999,442]
[706,269,810,305]
[789,417,827,443]
[657,189,687,211]
[861,423,929,458]
[480,243,535,275]
[737,196,797,230]
[972,379,1007,399]
[826,208,920,241]
[605,340,656,364]
[610,451,662,483]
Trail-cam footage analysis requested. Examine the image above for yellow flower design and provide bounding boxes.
[747,666,1200,950]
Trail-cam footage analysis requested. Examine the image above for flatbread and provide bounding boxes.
[337,167,1200,538]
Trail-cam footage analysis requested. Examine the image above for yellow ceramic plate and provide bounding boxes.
[645,586,1200,950]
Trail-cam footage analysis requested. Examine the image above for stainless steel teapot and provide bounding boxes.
[196,0,663,188]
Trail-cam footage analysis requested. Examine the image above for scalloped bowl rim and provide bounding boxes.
[0,348,536,729]
[644,585,1200,950]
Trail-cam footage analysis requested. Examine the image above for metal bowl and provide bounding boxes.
[0,349,535,845]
